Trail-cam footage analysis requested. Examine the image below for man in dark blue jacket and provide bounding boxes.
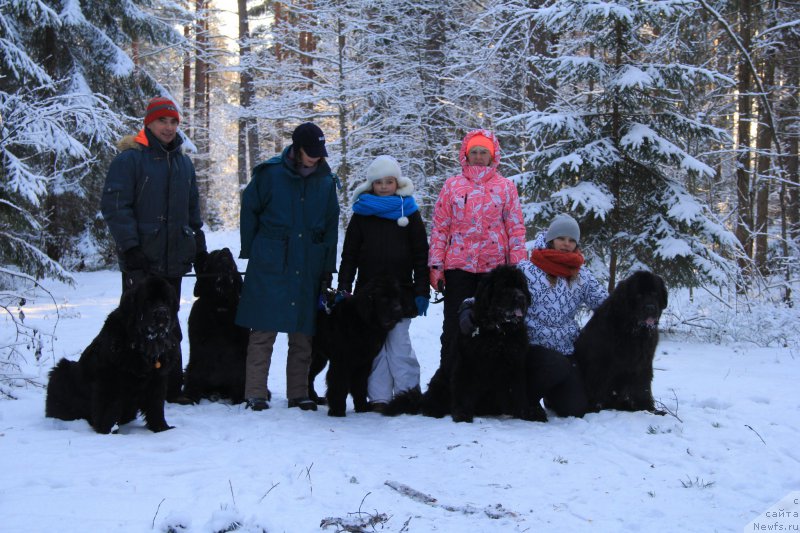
[236,122,339,412]
[101,96,207,402]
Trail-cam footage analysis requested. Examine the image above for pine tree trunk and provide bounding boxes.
[336,16,350,228]
[419,6,451,186]
[753,57,774,275]
[783,36,799,303]
[735,0,754,280]
[237,0,259,188]
[194,0,210,220]
[299,0,317,109]
[183,25,192,136]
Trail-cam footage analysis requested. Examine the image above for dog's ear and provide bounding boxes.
[355,292,375,324]
[472,273,494,322]
[609,275,630,318]
[152,277,180,315]
[119,283,139,326]
[167,280,180,314]
[193,280,203,298]
[193,251,218,298]
[515,270,532,309]
[656,274,668,309]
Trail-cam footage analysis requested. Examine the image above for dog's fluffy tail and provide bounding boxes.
[382,386,422,416]
[45,358,91,421]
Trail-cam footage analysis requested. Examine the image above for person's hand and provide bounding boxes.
[193,230,209,272]
[194,229,207,254]
[320,272,333,294]
[415,296,429,317]
[335,286,351,305]
[429,267,444,293]
[194,250,209,273]
[458,298,476,334]
[123,246,149,273]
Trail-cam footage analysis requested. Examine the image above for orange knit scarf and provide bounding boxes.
[530,248,585,278]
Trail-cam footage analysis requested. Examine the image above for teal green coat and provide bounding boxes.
[235,147,339,335]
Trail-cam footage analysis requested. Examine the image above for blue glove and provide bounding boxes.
[415,296,429,317]
[335,291,349,305]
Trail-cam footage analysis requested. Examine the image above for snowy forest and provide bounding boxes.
[1,0,800,360]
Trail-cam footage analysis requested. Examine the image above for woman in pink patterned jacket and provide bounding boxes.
[429,129,527,368]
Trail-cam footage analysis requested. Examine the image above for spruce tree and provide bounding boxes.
[500,0,739,288]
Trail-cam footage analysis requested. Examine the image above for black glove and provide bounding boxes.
[458,297,476,334]
[194,229,207,254]
[123,246,149,272]
[320,272,333,293]
[194,230,209,272]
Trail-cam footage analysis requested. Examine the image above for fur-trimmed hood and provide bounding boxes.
[116,128,184,153]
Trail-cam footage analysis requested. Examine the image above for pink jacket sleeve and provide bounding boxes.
[503,183,527,265]
[428,179,453,267]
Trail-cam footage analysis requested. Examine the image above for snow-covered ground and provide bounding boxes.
[2,230,799,532]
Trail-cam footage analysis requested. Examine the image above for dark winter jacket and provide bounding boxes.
[338,210,429,318]
[101,128,203,278]
[235,146,340,336]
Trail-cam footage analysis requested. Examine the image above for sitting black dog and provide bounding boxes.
[573,270,668,413]
[183,248,250,404]
[308,276,404,417]
[45,276,180,433]
[386,265,544,423]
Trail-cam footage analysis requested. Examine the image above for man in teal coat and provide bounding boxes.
[236,123,339,412]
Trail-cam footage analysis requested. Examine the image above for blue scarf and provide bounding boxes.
[352,193,418,221]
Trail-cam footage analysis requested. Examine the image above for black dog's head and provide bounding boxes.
[473,265,531,331]
[355,275,405,331]
[612,271,668,330]
[120,276,180,368]
[193,248,242,307]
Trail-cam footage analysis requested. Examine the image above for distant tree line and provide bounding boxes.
[1,0,798,301]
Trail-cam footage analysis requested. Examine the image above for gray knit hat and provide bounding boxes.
[545,214,580,244]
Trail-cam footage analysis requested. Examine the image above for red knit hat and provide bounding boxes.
[465,134,494,157]
[144,97,180,126]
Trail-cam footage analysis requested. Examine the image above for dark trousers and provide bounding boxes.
[439,269,487,370]
[120,271,185,400]
[527,346,587,418]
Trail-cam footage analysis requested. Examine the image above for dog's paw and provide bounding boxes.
[327,409,346,417]
[421,403,448,419]
[451,411,473,423]
[518,405,548,423]
[150,423,174,433]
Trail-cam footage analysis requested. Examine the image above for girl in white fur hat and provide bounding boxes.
[337,155,430,411]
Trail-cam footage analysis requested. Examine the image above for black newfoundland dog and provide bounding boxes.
[387,265,544,423]
[183,248,249,404]
[573,270,668,413]
[308,276,404,417]
[45,276,180,433]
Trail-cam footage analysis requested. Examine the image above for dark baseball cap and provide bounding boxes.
[292,122,328,158]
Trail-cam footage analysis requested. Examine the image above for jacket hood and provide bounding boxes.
[459,129,501,171]
[115,128,184,153]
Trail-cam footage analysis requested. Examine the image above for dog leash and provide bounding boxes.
[183,272,247,278]
[431,279,445,304]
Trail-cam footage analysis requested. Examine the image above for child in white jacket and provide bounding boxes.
[517,214,607,417]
